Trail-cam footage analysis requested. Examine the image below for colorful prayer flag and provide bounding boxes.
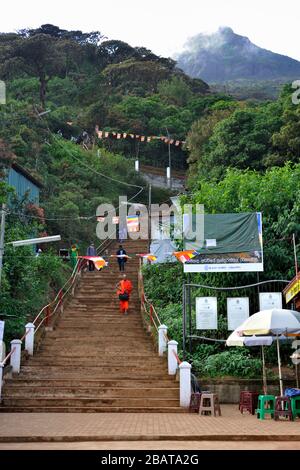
[137,253,157,262]
[173,250,198,263]
[127,215,139,232]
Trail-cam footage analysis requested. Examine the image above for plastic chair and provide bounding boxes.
[274,396,293,421]
[256,395,275,420]
[199,393,221,417]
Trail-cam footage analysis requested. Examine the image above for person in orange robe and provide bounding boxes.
[116,274,133,315]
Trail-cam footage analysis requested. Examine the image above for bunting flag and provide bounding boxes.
[94,126,187,148]
[137,253,157,262]
[127,215,139,232]
[79,256,107,270]
[173,250,199,264]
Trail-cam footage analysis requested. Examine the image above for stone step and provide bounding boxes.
[3,387,179,398]
[35,353,155,359]
[17,372,170,380]
[19,365,168,374]
[25,358,167,367]
[2,397,180,407]
[4,378,176,387]
[0,405,184,413]
[38,347,154,353]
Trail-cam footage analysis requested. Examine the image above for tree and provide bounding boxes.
[2,34,67,108]
[158,77,192,107]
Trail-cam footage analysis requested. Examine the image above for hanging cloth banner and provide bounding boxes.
[173,250,199,263]
[137,253,157,262]
[127,215,139,232]
[0,320,4,341]
[79,256,107,270]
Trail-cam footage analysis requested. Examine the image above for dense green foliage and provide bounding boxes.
[1,212,68,345]
[1,24,300,380]
[144,162,300,377]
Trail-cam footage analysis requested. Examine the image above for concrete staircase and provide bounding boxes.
[1,240,182,412]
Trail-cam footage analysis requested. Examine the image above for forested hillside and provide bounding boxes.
[1,24,300,373]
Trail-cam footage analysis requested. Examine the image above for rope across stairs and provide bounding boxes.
[0,239,183,413]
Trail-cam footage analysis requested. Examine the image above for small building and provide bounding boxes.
[6,163,43,204]
[284,273,300,311]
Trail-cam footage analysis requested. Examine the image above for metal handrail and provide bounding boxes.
[138,259,162,332]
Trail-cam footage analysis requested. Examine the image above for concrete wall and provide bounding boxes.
[199,378,296,403]
[140,171,185,191]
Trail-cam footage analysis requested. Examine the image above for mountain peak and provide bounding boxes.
[217,26,234,35]
[176,27,300,83]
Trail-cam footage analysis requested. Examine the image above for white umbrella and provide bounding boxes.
[237,309,300,396]
[226,330,288,394]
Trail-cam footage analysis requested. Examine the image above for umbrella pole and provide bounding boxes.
[261,346,268,395]
[276,336,284,396]
[296,362,299,389]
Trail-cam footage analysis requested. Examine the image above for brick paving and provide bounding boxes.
[1,441,300,450]
[0,406,300,443]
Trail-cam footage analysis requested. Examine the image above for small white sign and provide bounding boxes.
[259,292,282,311]
[227,298,250,331]
[206,239,217,248]
[196,297,218,330]
[0,321,4,341]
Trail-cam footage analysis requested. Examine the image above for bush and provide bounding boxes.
[195,349,262,378]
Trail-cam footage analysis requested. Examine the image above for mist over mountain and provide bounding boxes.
[176,27,300,83]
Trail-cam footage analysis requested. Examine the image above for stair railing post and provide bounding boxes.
[179,361,191,408]
[168,340,178,375]
[25,323,35,356]
[10,340,22,374]
[0,364,3,400]
[158,324,168,357]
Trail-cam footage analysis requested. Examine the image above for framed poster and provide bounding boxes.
[196,297,218,330]
[259,292,282,311]
[227,298,250,331]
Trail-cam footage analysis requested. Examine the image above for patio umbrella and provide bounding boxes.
[226,330,287,394]
[290,352,300,388]
[237,309,300,396]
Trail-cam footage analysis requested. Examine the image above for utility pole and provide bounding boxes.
[293,233,298,276]
[148,184,152,252]
[166,128,172,189]
[0,203,7,288]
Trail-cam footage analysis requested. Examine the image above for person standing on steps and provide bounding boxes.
[116,245,127,272]
[70,243,79,270]
[116,274,133,315]
[86,242,96,272]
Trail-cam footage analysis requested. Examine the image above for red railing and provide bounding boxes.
[138,259,162,333]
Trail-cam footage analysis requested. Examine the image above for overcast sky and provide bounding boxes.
[1,0,299,60]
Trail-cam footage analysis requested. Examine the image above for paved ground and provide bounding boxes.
[1,441,300,450]
[0,406,300,444]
